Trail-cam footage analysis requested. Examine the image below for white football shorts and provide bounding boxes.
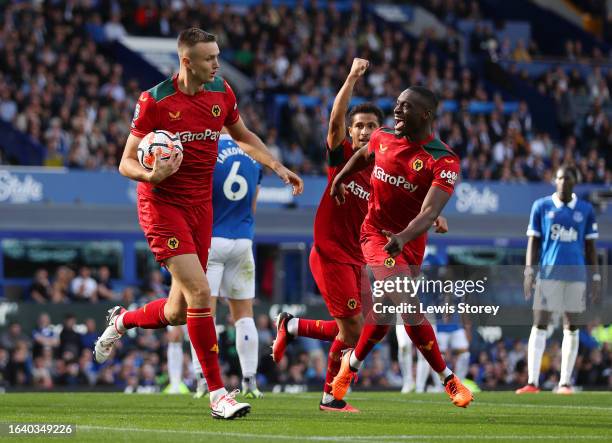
[437,329,469,352]
[533,278,586,313]
[206,237,255,300]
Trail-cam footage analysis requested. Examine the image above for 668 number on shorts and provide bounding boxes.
[137,130,183,171]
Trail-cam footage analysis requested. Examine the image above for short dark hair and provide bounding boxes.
[348,102,384,126]
[557,163,579,182]
[407,85,439,113]
[177,28,216,51]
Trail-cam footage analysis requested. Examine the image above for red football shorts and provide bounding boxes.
[361,230,422,281]
[309,247,362,318]
[137,194,212,269]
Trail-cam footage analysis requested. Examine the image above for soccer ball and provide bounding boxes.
[137,130,183,171]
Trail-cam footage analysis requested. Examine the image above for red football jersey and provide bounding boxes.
[362,128,460,259]
[313,138,373,265]
[130,75,240,206]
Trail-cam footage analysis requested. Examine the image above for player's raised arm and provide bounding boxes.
[329,145,374,204]
[327,58,369,150]
[227,117,303,196]
[382,187,452,257]
[118,133,182,184]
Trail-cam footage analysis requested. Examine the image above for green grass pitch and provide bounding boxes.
[1,392,610,442]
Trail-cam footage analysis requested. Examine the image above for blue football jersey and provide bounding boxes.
[212,134,262,239]
[526,193,598,281]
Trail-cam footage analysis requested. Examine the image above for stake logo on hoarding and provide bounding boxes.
[0,170,43,204]
[455,183,499,214]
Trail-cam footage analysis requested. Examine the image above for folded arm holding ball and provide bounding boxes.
[119,133,183,185]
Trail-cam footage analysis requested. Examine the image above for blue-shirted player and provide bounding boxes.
[191,132,263,399]
[517,164,600,395]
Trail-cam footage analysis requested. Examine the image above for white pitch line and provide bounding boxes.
[346,397,612,412]
[79,425,607,441]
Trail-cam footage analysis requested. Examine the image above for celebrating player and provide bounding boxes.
[274,58,379,413]
[94,28,302,420]
[517,164,600,395]
[329,86,473,408]
[190,132,264,400]
[272,59,448,412]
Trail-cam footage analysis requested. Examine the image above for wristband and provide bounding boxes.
[592,273,601,282]
[524,267,535,277]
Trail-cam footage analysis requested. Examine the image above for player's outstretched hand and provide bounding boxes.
[382,230,405,258]
[433,216,448,233]
[329,176,348,205]
[349,58,369,78]
[150,147,182,184]
[275,165,304,196]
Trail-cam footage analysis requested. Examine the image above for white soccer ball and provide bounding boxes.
[137,130,183,171]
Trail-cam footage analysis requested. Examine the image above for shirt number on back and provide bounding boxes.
[223,161,248,201]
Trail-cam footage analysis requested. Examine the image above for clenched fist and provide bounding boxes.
[349,58,369,79]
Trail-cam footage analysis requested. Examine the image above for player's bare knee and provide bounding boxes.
[165,308,187,326]
[184,284,211,306]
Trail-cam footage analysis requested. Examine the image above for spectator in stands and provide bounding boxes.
[284,143,305,172]
[52,266,74,302]
[0,87,17,122]
[32,313,59,358]
[120,286,136,307]
[142,269,167,299]
[32,355,54,389]
[1,322,31,353]
[263,128,282,162]
[512,39,531,62]
[96,266,116,301]
[6,342,30,386]
[29,268,52,303]
[104,11,127,41]
[78,348,97,386]
[96,365,115,386]
[0,1,610,184]
[70,266,98,302]
[80,318,98,351]
[0,347,8,387]
[58,314,81,362]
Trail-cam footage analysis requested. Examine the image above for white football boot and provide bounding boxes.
[93,306,125,363]
[210,389,251,419]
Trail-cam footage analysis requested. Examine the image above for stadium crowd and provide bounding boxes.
[418,0,612,183]
[0,1,610,183]
[23,266,165,305]
[1,311,610,392]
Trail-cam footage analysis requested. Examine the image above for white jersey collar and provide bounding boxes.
[552,192,577,209]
